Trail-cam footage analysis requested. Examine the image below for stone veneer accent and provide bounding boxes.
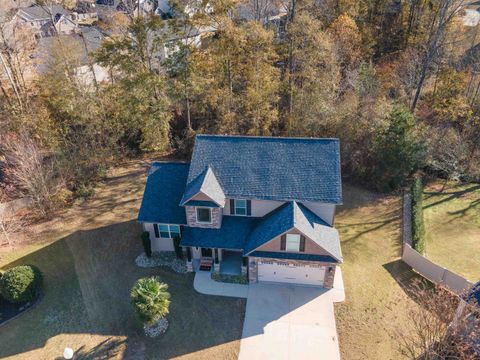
[185,206,222,229]
[248,256,337,288]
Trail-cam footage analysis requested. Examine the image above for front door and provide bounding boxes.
[201,248,213,258]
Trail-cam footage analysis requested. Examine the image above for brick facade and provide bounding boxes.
[185,206,222,229]
[248,256,337,288]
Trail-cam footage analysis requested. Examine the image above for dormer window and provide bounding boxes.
[230,199,251,216]
[196,207,212,223]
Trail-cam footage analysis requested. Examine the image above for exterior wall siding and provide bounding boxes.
[186,206,222,228]
[142,222,175,251]
[256,229,332,256]
[249,256,336,288]
[223,198,336,224]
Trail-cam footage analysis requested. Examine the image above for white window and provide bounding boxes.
[196,207,212,223]
[157,224,180,238]
[234,199,247,215]
[286,234,301,252]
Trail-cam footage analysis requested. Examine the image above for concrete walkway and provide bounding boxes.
[193,271,249,298]
[239,268,345,360]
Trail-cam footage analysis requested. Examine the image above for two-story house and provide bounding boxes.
[137,135,343,288]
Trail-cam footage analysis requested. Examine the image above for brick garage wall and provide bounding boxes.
[250,257,337,288]
[185,206,222,229]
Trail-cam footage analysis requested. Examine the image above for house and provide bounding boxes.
[138,135,343,288]
[14,4,76,38]
[33,26,109,85]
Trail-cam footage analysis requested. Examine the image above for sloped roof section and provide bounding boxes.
[244,202,342,262]
[137,162,189,224]
[187,135,342,203]
[180,166,225,207]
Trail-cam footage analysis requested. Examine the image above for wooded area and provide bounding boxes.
[1,0,479,215]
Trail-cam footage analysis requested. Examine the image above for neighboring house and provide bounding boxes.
[138,135,343,288]
[72,1,99,25]
[33,26,109,85]
[14,4,76,38]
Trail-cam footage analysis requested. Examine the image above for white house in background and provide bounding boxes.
[33,26,109,86]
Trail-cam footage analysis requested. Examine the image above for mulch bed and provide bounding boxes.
[0,296,36,326]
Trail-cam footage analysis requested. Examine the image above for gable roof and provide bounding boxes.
[243,202,342,262]
[186,135,342,204]
[137,162,189,224]
[17,5,69,21]
[180,166,225,206]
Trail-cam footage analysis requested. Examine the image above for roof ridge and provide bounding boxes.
[196,134,340,142]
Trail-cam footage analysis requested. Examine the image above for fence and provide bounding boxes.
[401,193,473,295]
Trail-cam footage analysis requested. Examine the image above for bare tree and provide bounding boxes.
[0,207,27,246]
[0,134,59,217]
[410,0,466,112]
[395,280,480,360]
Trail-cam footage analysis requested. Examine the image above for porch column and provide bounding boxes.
[213,248,220,272]
[218,248,223,262]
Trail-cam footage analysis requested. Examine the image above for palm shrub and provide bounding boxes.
[0,265,43,303]
[130,277,170,326]
[411,176,426,254]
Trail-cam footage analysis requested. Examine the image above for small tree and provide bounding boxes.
[173,235,183,260]
[130,277,170,326]
[141,231,152,258]
[411,175,426,254]
[0,265,43,303]
[373,106,423,191]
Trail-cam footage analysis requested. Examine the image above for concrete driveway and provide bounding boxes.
[239,283,342,360]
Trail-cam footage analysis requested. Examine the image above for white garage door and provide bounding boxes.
[258,261,325,286]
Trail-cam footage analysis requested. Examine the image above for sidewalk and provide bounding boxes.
[193,271,249,298]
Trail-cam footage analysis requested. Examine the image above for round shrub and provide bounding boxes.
[0,265,43,303]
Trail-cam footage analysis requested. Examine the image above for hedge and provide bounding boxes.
[411,176,426,254]
[141,231,152,258]
[0,265,43,303]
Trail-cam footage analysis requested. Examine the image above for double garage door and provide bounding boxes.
[257,261,325,287]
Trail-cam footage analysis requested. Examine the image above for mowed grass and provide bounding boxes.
[0,160,245,360]
[335,185,419,360]
[423,182,480,282]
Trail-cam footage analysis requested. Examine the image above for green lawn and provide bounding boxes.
[423,182,480,282]
[335,185,420,360]
[0,161,421,359]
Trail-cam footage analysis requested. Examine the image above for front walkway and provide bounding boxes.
[193,271,249,298]
[238,268,345,360]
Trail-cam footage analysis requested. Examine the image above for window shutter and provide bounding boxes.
[153,224,159,238]
[280,234,286,251]
[247,200,252,216]
[299,235,306,252]
[230,199,235,215]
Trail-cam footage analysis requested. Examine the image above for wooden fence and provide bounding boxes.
[401,193,473,295]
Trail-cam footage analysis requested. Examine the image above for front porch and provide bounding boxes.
[187,247,247,276]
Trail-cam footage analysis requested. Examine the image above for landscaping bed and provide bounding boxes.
[211,272,248,285]
[0,296,36,327]
[135,251,187,273]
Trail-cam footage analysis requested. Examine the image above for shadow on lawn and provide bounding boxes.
[0,220,245,359]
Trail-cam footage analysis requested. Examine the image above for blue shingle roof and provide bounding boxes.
[249,251,339,263]
[464,281,480,306]
[186,135,342,203]
[137,162,189,224]
[180,216,256,249]
[243,202,342,262]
